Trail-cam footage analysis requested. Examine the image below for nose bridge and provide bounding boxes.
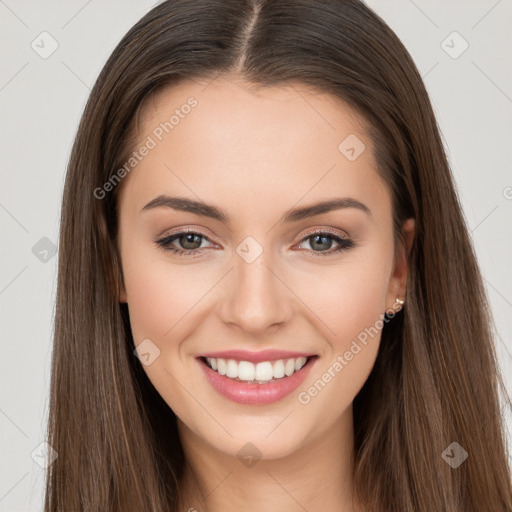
[219,236,292,333]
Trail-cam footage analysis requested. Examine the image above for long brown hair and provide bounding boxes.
[44,0,512,510]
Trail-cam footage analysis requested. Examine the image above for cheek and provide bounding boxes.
[340,265,390,344]
[123,261,173,343]
[292,245,392,352]
[121,242,216,344]
[294,261,391,415]
[291,242,393,403]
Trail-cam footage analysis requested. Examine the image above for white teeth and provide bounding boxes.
[217,358,227,376]
[295,357,307,371]
[238,360,255,381]
[226,359,238,378]
[204,356,309,382]
[273,359,285,378]
[255,361,274,381]
[284,358,295,376]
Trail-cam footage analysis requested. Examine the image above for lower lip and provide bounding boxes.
[197,356,317,405]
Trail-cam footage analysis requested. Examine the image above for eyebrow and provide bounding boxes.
[140,195,371,223]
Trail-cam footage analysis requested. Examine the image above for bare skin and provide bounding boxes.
[116,75,415,511]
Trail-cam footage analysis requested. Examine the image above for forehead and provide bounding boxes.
[118,77,391,225]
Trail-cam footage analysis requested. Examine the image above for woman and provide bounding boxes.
[44,0,512,510]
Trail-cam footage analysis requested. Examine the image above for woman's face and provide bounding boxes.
[116,76,412,460]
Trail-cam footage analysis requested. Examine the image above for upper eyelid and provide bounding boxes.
[157,229,218,247]
[299,227,350,240]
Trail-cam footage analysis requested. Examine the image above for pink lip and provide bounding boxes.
[197,356,318,405]
[198,349,315,364]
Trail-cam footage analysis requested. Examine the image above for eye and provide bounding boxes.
[155,229,216,257]
[155,228,356,258]
[295,229,355,257]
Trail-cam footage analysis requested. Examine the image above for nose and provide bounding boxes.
[218,250,294,336]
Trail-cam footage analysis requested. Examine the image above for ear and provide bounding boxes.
[386,217,415,313]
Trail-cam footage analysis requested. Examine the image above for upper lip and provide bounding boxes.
[198,349,316,364]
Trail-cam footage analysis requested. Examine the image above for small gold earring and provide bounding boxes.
[395,297,405,307]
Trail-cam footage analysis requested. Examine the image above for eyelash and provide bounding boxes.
[154,228,356,258]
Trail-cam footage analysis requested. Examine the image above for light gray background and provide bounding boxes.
[1,0,511,509]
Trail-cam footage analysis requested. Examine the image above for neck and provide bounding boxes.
[177,406,358,512]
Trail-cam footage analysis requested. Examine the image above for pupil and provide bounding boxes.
[181,233,201,249]
[311,235,332,251]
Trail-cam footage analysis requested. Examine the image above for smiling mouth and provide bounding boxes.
[199,355,317,384]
